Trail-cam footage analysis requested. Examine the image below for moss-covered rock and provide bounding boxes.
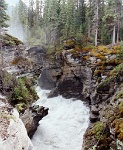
[3,34,23,46]
[63,39,76,49]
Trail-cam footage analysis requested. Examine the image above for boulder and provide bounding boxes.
[20,105,49,138]
[89,113,99,123]
[91,105,99,115]
[28,46,46,55]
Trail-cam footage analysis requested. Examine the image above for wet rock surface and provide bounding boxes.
[2,43,123,149]
[20,105,49,138]
[36,45,123,149]
[38,67,62,90]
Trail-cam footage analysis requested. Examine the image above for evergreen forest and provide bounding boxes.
[5,0,123,47]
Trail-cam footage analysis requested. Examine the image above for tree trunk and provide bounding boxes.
[95,0,98,46]
[112,25,116,45]
[116,20,120,43]
[88,18,91,38]
[95,28,98,46]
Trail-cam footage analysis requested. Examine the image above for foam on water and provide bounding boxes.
[32,86,89,150]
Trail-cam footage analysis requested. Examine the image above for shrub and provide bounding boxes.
[10,77,38,107]
[117,42,123,60]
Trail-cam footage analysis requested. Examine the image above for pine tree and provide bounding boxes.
[0,0,9,28]
[103,0,122,45]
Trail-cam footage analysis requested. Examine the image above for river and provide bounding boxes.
[32,86,89,150]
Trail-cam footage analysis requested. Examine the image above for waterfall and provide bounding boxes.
[32,87,89,150]
[5,0,27,42]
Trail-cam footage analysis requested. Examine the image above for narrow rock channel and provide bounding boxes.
[32,87,89,150]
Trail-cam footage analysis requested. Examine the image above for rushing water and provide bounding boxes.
[32,87,89,150]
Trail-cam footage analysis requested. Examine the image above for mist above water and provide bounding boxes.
[8,21,26,42]
[5,0,27,42]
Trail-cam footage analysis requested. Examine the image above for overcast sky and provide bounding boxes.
[5,0,29,6]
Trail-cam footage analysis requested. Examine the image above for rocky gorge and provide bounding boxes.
[36,42,123,149]
[1,36,123,149]
[0,35,49,150]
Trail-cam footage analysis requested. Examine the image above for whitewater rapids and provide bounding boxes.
[32,86,89,150]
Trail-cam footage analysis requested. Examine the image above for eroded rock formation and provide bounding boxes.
[20,105,49,138]
[37,44,123,149]
[0,97,33,150]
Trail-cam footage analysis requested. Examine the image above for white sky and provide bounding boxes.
[21,0,29,6]
[5,0,29,6]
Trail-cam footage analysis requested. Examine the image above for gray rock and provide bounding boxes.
[91,105,99,115]
[20,105,49,138]
[89,113,99,122]
[38,68,62,90]
[48,88,59,98]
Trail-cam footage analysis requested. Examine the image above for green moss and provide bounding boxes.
[97,75,116,90]
[114,92,123,101]
[3,34,23,46]
[111,62,123,74]
[91,122,104,140]
[117,42,123,60]
[15,103,27,112]
[97,62,123,90]
[89,145,97,150]
[119,102,123,118]
[63,39,75,48]
[83,45,94,50]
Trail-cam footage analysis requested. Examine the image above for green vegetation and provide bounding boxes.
[0,70,38,113]
[117,42,123,60]
[91,122,104,140]
[89,145,97,150]
[110,62,123,75]
[8,0,123,46]
[10,77,38,111]
[119,102,123,118]
[97,61,123,91]
[0,69,17,95]
[114,92,123,101]
[0,111,15,121]
[0,0,9,28]
[3,34,23,46]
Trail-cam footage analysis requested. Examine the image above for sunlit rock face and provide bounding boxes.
[0,97,33,150]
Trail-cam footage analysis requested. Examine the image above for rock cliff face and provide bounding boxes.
[2,42,122,149]
[0,68,49,148]
[38,44,123,149]
[0,97,33,150]
[38,67,62,90]
[38,49,93,101]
